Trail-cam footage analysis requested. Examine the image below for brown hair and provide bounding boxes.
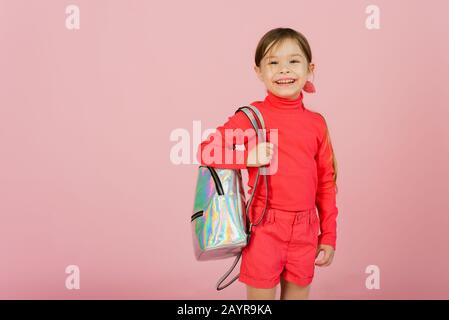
[254,27,338,191]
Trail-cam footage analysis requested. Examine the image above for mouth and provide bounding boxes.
[273,78,297,86]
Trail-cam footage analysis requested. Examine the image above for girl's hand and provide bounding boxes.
[247,142,274,167]
[315,244,335,267]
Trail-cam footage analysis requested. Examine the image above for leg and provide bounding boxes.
[246,284,277,300]
[280,277,311,300]
[239,208,282,300]
[279,210,318,300]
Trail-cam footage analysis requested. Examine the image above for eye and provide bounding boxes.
[291,60,300,63]
[269,61,278,65]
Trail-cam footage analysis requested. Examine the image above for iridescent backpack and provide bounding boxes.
[191,105,269,291]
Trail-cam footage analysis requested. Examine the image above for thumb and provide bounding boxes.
[315,246,322,259]
[315,247,329,266]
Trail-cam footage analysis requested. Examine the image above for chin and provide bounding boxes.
[271,86,301,98]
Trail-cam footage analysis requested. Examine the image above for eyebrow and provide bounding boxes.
[265,53,304,59]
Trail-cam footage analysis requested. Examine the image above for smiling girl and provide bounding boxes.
[197,28,338,300]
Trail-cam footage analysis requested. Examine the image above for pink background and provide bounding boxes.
[1,0,448,299]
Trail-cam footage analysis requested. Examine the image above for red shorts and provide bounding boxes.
[238,205,320,289]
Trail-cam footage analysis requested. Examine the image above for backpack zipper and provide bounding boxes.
[191,210,204,222]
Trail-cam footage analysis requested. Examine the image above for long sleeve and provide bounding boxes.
[315,115,338,250]
[196,111,257,169]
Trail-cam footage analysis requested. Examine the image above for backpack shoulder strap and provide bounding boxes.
[215,105,270,291]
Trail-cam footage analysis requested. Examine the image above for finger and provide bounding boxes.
[315,258,326,266]
[321,259,331,267]
[315,249,330,266]
[320,251,331,266]
[315,255,329,266]
[315,249,325,265]
[323,254,334,267]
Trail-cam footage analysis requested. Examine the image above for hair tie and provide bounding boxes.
[303,80,316,93]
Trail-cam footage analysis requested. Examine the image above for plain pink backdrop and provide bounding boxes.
[1,0,448,299]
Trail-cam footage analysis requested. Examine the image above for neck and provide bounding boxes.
[265,89,305,111]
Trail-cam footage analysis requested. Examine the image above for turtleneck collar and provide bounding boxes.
[264,89,305,111]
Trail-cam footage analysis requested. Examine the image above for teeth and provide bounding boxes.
[276,79,295,84]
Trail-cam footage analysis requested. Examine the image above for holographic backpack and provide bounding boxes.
[191,105,269,291]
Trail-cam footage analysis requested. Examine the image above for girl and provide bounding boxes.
[197,28,338,300]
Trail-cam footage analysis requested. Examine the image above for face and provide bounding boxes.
[254,38,315,100]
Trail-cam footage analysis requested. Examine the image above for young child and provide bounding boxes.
[196,27,338,300]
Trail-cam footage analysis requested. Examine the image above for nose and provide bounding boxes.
[279,62,291,73]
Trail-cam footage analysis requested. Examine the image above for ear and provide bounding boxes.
[254,65,263,82]
[308,63,315,74]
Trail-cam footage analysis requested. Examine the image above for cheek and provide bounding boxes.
[261,71,274,83]
[296,70,307,79]
[296,78,308,88]
[263,68,274,78]
[295,65,309,76]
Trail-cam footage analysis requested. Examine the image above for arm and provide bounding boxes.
[196,111,257,169]
[315,115,338,250]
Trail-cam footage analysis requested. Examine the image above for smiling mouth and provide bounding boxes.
[274,79,297,85]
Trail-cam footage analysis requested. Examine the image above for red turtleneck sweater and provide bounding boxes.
[196,89,338,250]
